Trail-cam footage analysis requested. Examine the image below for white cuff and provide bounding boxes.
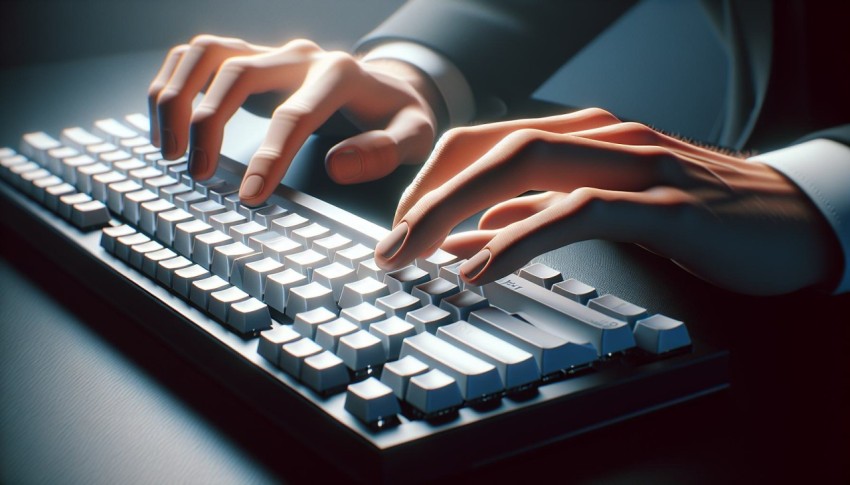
[361,41,475,127]
[748,139,850,294]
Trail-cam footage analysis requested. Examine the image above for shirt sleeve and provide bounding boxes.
[748,138,850,294]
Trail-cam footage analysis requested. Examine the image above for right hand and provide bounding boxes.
[147,34,439,205]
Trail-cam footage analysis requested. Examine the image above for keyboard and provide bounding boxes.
[0,114,729,483]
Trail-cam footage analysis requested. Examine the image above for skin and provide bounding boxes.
[375,109,840,295]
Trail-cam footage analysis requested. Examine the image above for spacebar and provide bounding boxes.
[482,276,635,356]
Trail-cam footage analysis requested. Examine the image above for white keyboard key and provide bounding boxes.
[381,355,429,400]
[400,332,503,401]
[124,113,150,136]
[311,233,352,259]
[383,265,430,293]
[375,291,421,318]
[209,210,247,234]
[138,199,175,235]
[301,351,350,393]
[142,248,177,278]
[437,321,539,390]
[229,221,266,245]
[315,318,359,352]
[252,205,288,227]
[188,199,227,222]
[160,182,193,203]
[61,127,104,151]
[411,277,459,307]
[8,161,41,189]
[100,224,136,254]
[405,305,453,334]
[44,183,76,212]
[241,257,284,299]
[99,150,133,168]
[174,191,206,211]
[155,255,192,286]
[171,265,210,298]
[119,136,150,152]
[261,235,302,262]
[482,275,633,356]
[416,249,459,279]
[356,258,386,281]
[155,208,193,245]
[91,171,127,202]
[58,193,92,220]
[334,243,374,268]
[405,369,463,416]
[246,230,283,252]
[48,146,81,175]
[122,189,158,224]
[291,222,330,247]
[31,174,63,202]
[129,240,164,270]
[292,307,338,339]
[207,182,238,204]
[71,199,111,230]
[227,297,271,334]
[279,338,323,378]
[210,242,256,281]
[336,330,386,371]
[86,142,118,159]
[113,158,147,175]
[189,275,229,310]
[633,314,691,354]
[75,162,110,193]
[128,166,163,184]
[285,281,336,319]
[284,249,329,279]
[271,212,309,236]
[93,118,138,144]
[265,269,309,316]
[20,132,61,164]
[257,325,301,365]
[468,307,597,374]
[340,302,386,330]
[439,290,489,321]
[518,262,564,289]
[114,232,150,262]
[552,278,598,304]
[311,262,357,301]
[193,177,226,196]
[344,377,400,425]
[143,174,178,195]
[1,154,28,180]
[106,180,142,214]
[338,277,389,309]
[368,316,416,361]
[588,294,649,328]
[173,219,214,258]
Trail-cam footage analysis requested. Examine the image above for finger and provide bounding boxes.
[187,47,317,180]
[148,44,189,148]
[478,192,567,230]
[440,230,499,259]
[393,107,620,225]
[376,129,671,270]
[325,105,434,184]
[156,35,267,159]
[458,187,692,285]
[239,52,363,205]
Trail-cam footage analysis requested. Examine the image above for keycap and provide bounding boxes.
[518,262,564,289]
[289,222,329,247]
[285,282,336,319]
[437,321,539,390]
[384,265,430,293]
[227,297,272,334]
[261,235,302,262]
[143,175,178,195]
[20,168,51,196]
[405,369,463,416]
[58,193,92,220]
[8,161,41,189]
[129,240,164,269]
[265,269,308,316]
[209,210,247,234]
[241,257,284,299]
[99,150,133,167]
[174,190,206,211]
[283,249,329,278]
[234,200,268,220]
[340,302,386,330]
[122,189,158,224]
[193,177,226,196]
[208,182,238,203]
[381,355,429,400]
[171,265,210,298]
[405,305,453,334]
[106,180,143,214]
[189,199,227,222]
[257,325,301,365]
[468,307,596,374]
[229,221,267,246]
[368,317,416,360]
[138,199,175,235]
[120,136,150,152]
[128,166,163,184]
[334,243,374,268]
[252,205,288,227]
[155,208,193,245]
[344,377,400,424]
[439,290,489,321]
[31,175,63,202]
[279,338,323,377]
[552,278,598,304]
[588,294,648,328]
[315,318,359,352]
[124,113,150,136]
[210,241,256,280]
[338,277,390,309]
[1,154,28,180]
[311,262,357,301]
[411,277,460,307]
[160,183,192,202]
[70,200,111,230]
[101,224,136,253]
[87,142,119,159]
[61,154,94,183]
[246,230,283,252]
[141,248,177,278]
[311,233,352,259]
[75,162,110,193]
[399,332,503,401]
[375,291,421,318]
[632,314,691,354]
[356,258,386,281]
[192,230,233,269]
[61,127,104,151]
[337,330,386,371]
[46,146,79,172]
[416,249,459,279]
[271,212,309,236]
[44,183,76,212]
[301,351,350,393]
[114,232,150,261]
[173,219,214,258]
[189,275,229,310]
[112,158,146,175]
[20,132,61,164]
[292,307,338,339]
[155,255,192,286]
[482,275,634,356]
[93,118,138,143]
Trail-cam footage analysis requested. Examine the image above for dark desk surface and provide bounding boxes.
[2,50,849,485]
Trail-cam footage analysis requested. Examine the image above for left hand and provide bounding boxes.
[374,108,839,295]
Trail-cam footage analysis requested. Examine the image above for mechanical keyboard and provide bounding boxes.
[0,114,729,483]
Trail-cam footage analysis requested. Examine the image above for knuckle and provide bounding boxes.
[438,126,472,146]
[219,56,252,75]
[189,34,224,49]
[281,38,320,52]
[271,103,310,124]
[323,51,359,73]
[618,121,660,145]
[168,44,190,58]
[579,107,620,124]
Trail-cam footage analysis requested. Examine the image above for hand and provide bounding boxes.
[148,35,439,205]
[375,108,839,295]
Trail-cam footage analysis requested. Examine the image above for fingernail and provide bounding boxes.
[162,129,176,157]
[327,148,363,181]
[240,174,264,199]
[376,222,408,260]
[460,249,491,280]
[189,148,207,176]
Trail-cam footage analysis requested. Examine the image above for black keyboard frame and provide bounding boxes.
[0,151,729,483]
